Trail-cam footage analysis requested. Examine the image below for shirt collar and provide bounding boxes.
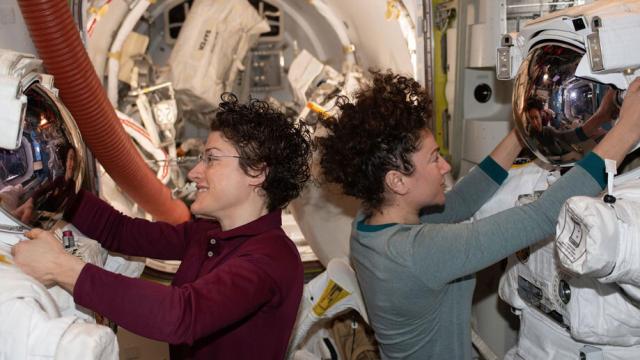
[206,209,282,240]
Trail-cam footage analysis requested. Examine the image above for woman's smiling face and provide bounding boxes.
[187,131,256,219]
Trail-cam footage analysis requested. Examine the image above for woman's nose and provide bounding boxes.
[439,158,451,174]
[187,162,204,182]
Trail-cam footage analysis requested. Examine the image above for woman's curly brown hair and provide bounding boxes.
[318,70,432,211]
[212,93,312,211]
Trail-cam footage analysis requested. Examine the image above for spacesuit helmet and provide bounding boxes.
[0,82,85,230]
[513,42,616,166]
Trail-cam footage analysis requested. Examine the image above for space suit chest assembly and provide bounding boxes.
[492,1,640,358]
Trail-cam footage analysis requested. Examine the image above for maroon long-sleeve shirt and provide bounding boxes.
[66,190,303,359]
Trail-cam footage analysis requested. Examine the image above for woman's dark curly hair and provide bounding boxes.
[318,70,432,211]
[212,93,312,211]
[525,96,545,111]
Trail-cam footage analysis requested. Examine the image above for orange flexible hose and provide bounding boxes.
[18,0,190,224]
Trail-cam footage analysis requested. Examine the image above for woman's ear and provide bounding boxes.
[247,165,267,187]
[384,170,409,196]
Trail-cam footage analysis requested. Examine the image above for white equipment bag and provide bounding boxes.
[167,0,269,105]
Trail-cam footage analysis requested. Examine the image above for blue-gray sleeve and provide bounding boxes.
[411,154,604,288]
[421,156,508,224]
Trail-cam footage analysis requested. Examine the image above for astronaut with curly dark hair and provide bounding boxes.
[13,93,312,359]
[318,71,640,359]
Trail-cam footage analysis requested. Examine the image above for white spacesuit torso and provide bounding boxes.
[473,161,640,359]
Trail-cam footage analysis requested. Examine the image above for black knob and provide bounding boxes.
[474,83,492,103]
[604,194,616,204]
[558,279,571,304]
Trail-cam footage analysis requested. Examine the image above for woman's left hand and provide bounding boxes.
[12,229,70,286]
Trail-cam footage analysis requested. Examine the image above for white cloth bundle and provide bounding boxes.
[557,178,640,288]
[167,0,269,104]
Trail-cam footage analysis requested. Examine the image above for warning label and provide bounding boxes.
[556,209,586,264]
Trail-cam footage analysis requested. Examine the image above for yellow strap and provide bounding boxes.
[306,101,329,118]
[0,254,12,265]
[108,51,121,61]
[312,279,351,317]
[89,4,110,18]
[343,44,356,54]
[385,0,401,20]
[510,159,534,169]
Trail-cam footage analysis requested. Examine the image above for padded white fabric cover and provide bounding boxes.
[167,0,269,104]
[287,50,325,107]
[557,178,640,287]
[509,307,640,360]
[565,276,640,346]
[55,323,119,360]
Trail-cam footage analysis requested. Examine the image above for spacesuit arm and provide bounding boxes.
[64,190,190,259]
[421,156,507,224]
[72,240,290,345]
[411,155,604,288]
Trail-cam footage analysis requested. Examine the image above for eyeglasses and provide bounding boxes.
[197,149,242,167]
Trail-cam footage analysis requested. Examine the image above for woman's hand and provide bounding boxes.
[618,79,640,127]
[592,78,640,163]
[0,184,24,211]
[582,88,619,138]
[13,197,34,224]
[12,228,85,291]
[489,129,524,171]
